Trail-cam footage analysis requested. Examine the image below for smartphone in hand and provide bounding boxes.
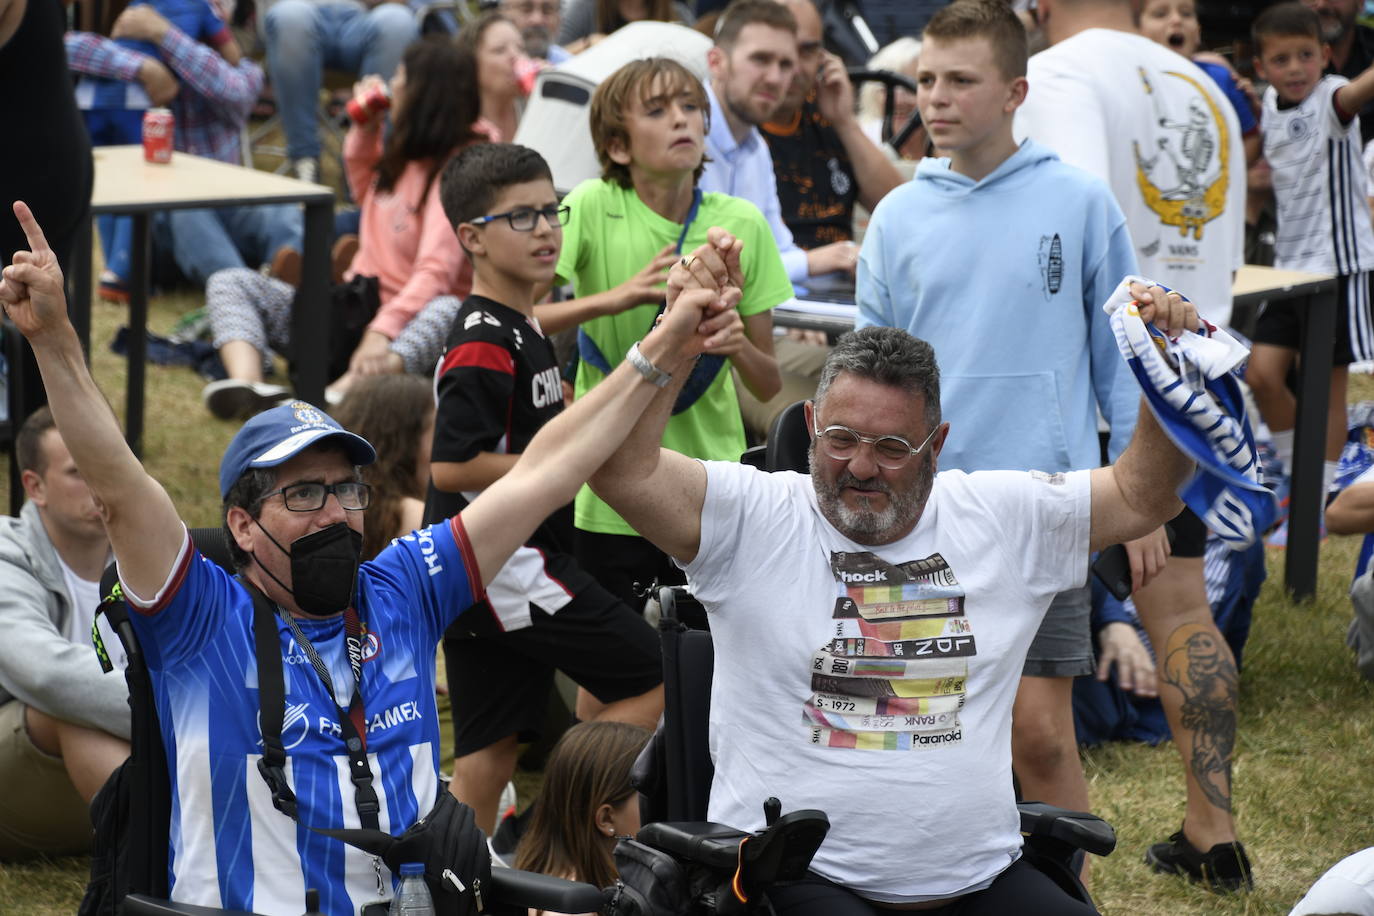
[1091,524,1177,600]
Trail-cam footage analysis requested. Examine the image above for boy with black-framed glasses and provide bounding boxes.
[426,142,666,835]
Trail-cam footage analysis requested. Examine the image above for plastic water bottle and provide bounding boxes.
[389,863,435,916]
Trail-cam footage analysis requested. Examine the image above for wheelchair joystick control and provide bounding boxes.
[763,797,781,827]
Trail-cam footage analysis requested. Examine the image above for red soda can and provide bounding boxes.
[515,56,545,97]
[346,84,391,125]
[142,108,174,164]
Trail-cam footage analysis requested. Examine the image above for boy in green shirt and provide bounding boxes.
[541,57,794,606]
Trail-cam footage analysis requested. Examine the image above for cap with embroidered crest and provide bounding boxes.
[218,401,377,499]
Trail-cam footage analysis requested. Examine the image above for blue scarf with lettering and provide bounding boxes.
[1104,277,1278,549]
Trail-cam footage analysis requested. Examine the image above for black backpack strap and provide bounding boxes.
[247,580,395,853]
[81,564,172,915]
[251,582,300,821]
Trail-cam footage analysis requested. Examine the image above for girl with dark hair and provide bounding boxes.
[514,721,652,911]
[331,374,435,560]
[200,35,487,420]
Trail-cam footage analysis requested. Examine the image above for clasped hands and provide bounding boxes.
[654,227,746,360]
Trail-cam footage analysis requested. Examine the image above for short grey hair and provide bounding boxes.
[815,327,941,429]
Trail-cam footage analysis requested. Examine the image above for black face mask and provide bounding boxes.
[253,521,363,616]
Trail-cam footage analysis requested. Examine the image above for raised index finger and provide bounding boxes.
[12,202,52,255]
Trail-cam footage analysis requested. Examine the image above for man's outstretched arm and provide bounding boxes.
[459,236,743,588]
[587,341,710,565]
[1088,283,1198,552]
[587,231,748,565]
[0,202,184,599]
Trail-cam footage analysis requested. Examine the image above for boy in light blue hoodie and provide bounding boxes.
[855,0,1138,848]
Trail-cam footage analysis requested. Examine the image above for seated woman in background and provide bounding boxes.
[332,374,435,560]
[514,721,653,912]
[556,0,694,53]
[200,35,484,419]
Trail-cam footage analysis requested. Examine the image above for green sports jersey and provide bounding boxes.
[556,178,793,535]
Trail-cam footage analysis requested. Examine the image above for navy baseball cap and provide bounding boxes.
[219,401,377,499]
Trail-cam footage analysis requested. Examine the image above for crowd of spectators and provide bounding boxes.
[3,0,1374,914]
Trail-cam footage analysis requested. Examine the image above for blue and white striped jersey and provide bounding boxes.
[126,517,482,916]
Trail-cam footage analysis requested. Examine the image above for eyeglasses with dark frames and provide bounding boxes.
[261,481,372,512]
[468,205,570,232]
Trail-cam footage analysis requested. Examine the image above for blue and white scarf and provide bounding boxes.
[1104,277,1278,549]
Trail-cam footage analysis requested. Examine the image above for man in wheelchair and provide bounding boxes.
[0,199,742,916]
[590,239,1207,914]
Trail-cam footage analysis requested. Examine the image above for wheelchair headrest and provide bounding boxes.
[766,400,811,474]
[96,528,235,607]
[189,527,236,572]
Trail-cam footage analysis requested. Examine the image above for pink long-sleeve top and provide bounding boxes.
[344,126,473,340]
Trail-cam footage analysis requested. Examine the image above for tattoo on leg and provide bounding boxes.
[1162,623,1238,812]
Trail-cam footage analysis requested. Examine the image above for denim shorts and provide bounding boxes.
[1022,584,1093,678]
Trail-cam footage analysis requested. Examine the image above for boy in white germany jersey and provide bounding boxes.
[1249,2,1374,505]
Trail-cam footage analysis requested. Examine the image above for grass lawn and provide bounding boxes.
[1,277,1371,915]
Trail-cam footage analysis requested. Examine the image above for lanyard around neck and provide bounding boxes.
[674,187,703,255]
[269,603,380,830]
[280,607,367,740]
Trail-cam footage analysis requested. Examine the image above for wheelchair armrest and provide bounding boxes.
[126,872,607,916]
[636,809,830,890]
[124,895,264,916]
[1017,801,1117,857]
[486,865,608,914]
[636,821,749,871]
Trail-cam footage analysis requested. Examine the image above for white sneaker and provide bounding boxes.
[290,157,319,184]
[498,780,518,818]
[202,379,292,420]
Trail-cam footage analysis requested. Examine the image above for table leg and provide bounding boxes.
[6,322,26,512]
[126,213,149,459]
[1285,283,1336,599]
[292,201,332,407]
[71,216,93,356]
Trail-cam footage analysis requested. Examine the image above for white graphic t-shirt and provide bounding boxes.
[684,462,1090,903]
[1016,29,1246,328]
